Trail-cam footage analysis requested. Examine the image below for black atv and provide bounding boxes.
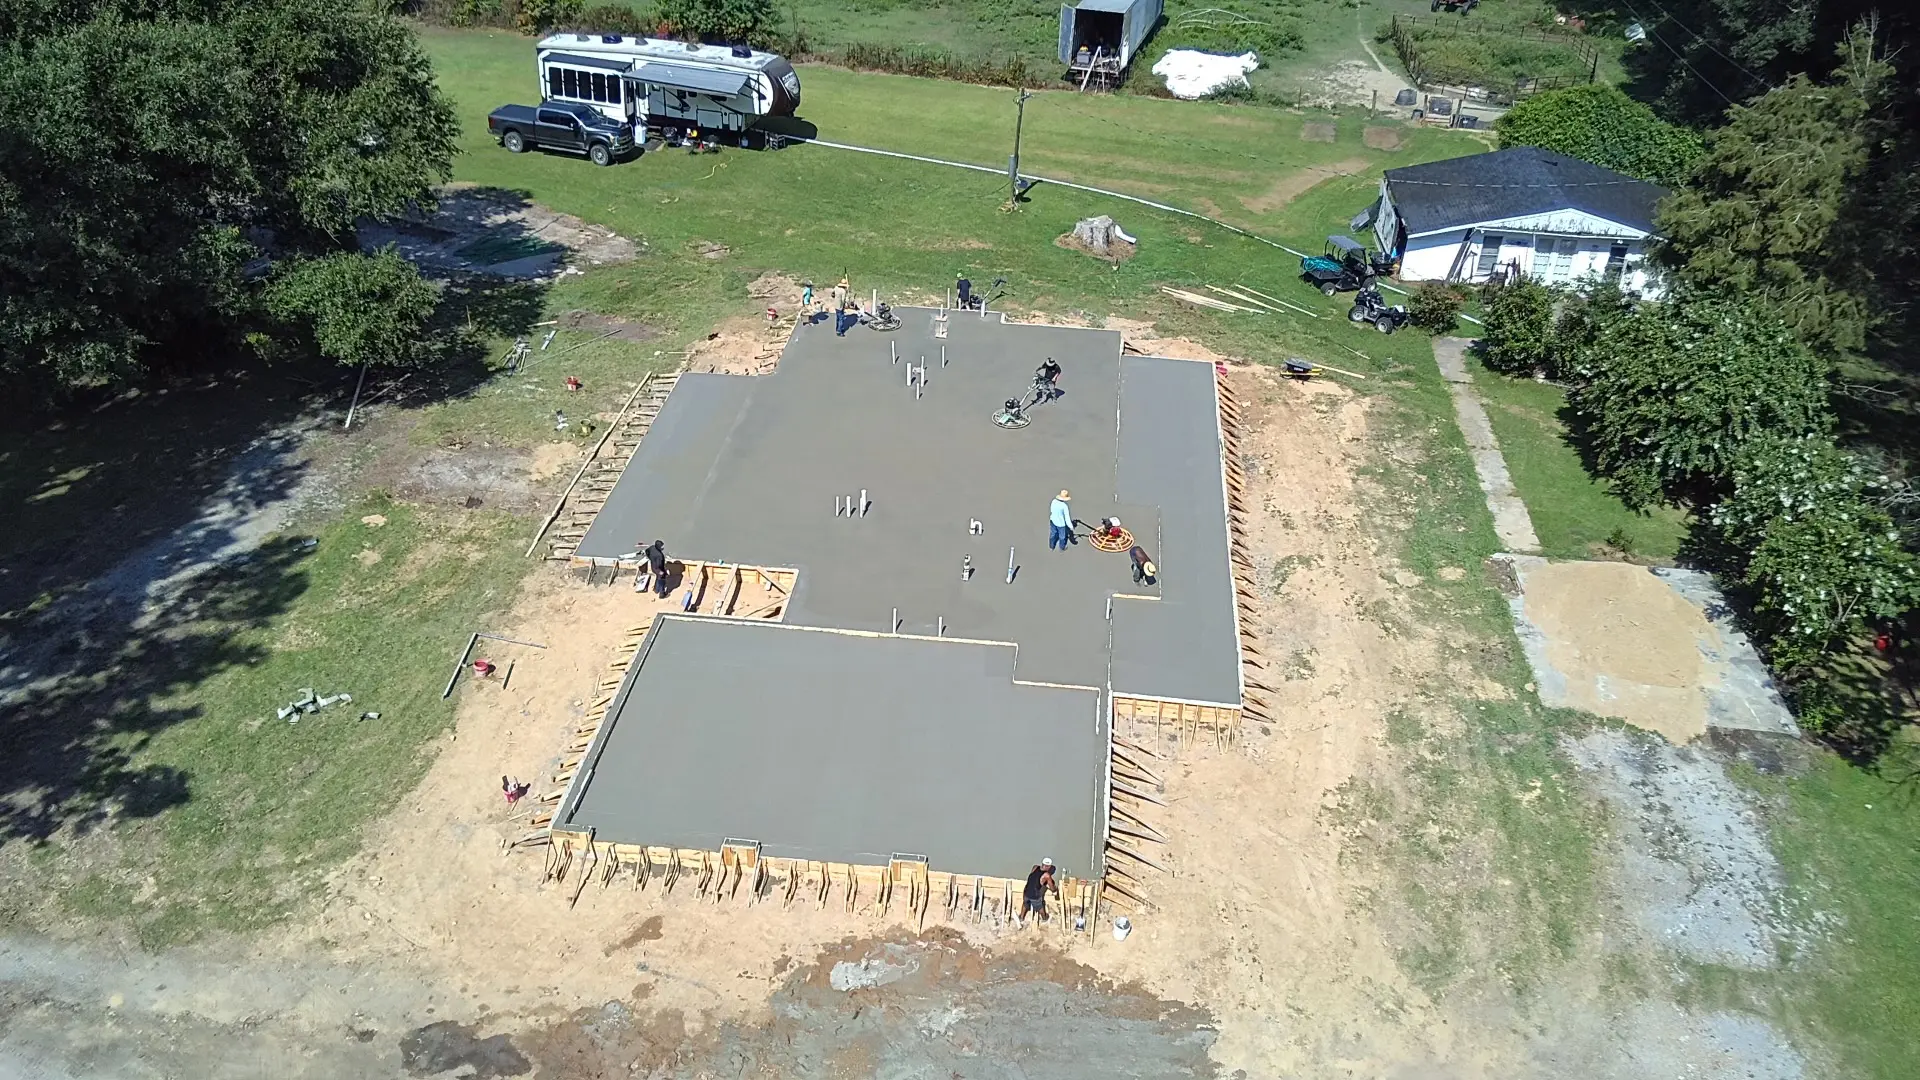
[1349,285,1411,334]
[1299,235,1394,297]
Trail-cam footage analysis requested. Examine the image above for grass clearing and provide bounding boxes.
[1469,363,1690,562]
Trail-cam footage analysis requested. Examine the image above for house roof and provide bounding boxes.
[1383,147,1667,237]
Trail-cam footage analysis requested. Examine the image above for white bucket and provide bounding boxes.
[1112,916,1132,941]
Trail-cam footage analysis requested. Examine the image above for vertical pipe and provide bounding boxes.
[860,489,868,518]
[891,340,897,364]
[1006,546,1015,583]
[941,345,947,367]
[938,617,945,637]
[891,607,898,633]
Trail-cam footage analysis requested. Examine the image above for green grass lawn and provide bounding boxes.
[1470,360,1690,562]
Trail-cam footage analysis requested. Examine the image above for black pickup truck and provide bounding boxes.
[487,101,633,166]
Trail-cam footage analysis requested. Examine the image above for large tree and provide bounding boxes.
[1654,27,1887,358]
[0,0,456,397]
[1564,288,1832,508]
[1495,84,1702,187]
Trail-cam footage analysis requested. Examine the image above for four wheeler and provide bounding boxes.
[1348,285,1412,334]
[1299,235,1394,296]
[1431,0,1479,13]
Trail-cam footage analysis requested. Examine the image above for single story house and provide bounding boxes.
[1363,146,1668,297]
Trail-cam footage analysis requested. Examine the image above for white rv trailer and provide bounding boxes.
[534,34,801,145]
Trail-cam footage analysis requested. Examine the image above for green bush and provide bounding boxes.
[1710,434,1919,670]
[838,43,1037,88]
[1478,278,1558,376]
[1495,84,1704,187]
[514,0,582,34]
[1565,289,1832,508]
[657,0,772,42]
[573,3,654,34]
[262,248,441,370]
[1407,282,1465,334]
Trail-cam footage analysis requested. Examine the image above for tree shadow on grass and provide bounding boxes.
[0,534,312,843]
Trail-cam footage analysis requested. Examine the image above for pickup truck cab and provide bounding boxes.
[488,101,633,166]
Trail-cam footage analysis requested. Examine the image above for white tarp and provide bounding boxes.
[1151,49,1259,100]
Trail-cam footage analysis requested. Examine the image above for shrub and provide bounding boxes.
[1565,289,1832,507]
[1407,282,1465,334]
[838,43,1037,88]
[573,3,653,34]
[657,0,772,42]
[514,0,582,34]
[1710,434,1919,670]
[1478,278,1558,376]
[263,249,441,370]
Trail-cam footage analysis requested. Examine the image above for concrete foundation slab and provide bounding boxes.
[575,309,1241,704]
[558,616,1106,879]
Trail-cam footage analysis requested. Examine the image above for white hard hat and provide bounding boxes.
[1041,857,1054,867]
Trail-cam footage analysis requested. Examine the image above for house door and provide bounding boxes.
[1540,237,1579,284]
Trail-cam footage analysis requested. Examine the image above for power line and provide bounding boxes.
[1636,0,1773,91]
[1620,0,1742,107]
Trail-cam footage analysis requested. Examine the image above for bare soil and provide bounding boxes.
[358,185,639,277]
[1364,126,1407,151]
[1519,561,1715,744]
[1300,121,1338,142]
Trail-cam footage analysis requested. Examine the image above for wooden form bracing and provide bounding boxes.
[1112,695,1241,750]
[1098,731,1168,914]
[539,832,1103,935]
[567,559,799,618]
[508,620,658,846]
[546,372,681,562]
[1214,364,1275,732]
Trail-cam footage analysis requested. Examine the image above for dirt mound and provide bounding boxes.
[1055,231,1137,264]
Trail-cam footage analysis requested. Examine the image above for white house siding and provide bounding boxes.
[1393,219,1662,298]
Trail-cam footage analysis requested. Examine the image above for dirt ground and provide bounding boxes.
[358,185,639,277]
[1515,561,1714,743]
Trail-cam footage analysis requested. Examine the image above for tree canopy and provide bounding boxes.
[1654,31,1887,358]
[0,0,456,397]
[1564,289,1832,509]
[655,0,774,43]
[1494,84,1702,187]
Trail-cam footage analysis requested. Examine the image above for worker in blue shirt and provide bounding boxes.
[1048,490,1073,551]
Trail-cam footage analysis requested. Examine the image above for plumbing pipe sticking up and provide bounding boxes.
[860,489,868,518]
[938,617,945,637]
[891,607,898,633]
[1006,546,1016,584]
[891,340,897,363]
[970,518,983,535]
[847,494,855,520]
[962,554,974,580]
[941,345,947,367]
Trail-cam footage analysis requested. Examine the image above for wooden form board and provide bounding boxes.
[1112,695,1241,748]
[542,831,1102,935]
[1213,367,1275,732]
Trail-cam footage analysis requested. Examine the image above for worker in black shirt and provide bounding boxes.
[1034,358,1062,402]
[1022,857,1059,924]
[642,539,670,598]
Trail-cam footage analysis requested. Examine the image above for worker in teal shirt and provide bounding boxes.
[1048,490,1073,551]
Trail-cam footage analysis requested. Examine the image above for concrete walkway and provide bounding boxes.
[1432,337,1540,552]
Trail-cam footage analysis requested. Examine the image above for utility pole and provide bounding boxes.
[1008,88,1033,209]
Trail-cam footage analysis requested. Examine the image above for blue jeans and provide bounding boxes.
[1049,523,1070,550]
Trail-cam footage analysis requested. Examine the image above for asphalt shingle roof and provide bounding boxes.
[1383,146,1668,237]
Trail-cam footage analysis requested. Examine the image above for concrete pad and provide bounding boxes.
[576,309,1241,704]
[558,616,1105,879]
[1497,555,1795,741]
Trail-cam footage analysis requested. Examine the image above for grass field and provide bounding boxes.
[5,24,1916,1077]
[1470,363,1690,562]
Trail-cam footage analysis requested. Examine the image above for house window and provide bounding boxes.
[1475,234,1503,278]
[1605,242,1629,280]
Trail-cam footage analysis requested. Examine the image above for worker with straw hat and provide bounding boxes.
[1048,490,1073,551]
